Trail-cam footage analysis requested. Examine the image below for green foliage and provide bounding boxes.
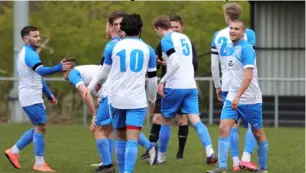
[0,1,250,120]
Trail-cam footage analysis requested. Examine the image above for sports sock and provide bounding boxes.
[13,128,34,153]
[149,123,161,143]
[124,140,138,173]
[138,132,153,150]
[177,125,188,154]
[194,122,214,157]
[116,140,126,173]
[218,136,230,169]
[96,138,112,166]
[108,138,115,160]
[33,132,45,166]
[244,127,257,155]
[158,125,170,153]
[257,140,268,169]
[229,128,239,159]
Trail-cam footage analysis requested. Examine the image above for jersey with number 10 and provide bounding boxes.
[104,37,156,109]
[161,32,196,89]
[211,27,256,92]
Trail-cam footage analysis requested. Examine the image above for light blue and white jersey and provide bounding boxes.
[17,45,43,107]
[211,27,256,92]
[226,39,262,104]
[68,65,109,98]
[104,37,156,109]
[161,32,196,89]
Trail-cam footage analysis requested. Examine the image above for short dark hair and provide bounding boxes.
[21,26,38,39]
[231,19,246,30]
[120,13,142,36]
[108,11,125,25]
[169,14,184,25]
[152,15,171,30]
[62,58,79,69]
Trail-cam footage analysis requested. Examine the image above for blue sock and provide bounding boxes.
[257,140,268,169]
[159,125,170,153]
[138,132,153,150]
[124,140,138,173]
[96,138,112,166]
[244,128,257,154]
[33,132,44,156]
[108,138,115,160]
[194,122,212,147]
[218,136,230,169]
[230,128,239,157]
[116,140,126,173]
[16,128,34,150]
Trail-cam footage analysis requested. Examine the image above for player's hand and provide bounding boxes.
[61,61,72,71]
[157,83,165,98]
[148,101,155,114]
[231,96,240,110]
[216,88,222,102]
[95,83,102,93]
[90,116,97,132]
[82,88,91,101]
[49,95,57,105]
[157,59,166,66]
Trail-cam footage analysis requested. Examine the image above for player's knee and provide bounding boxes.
[219,121,232,137]
[116,129,127,141]
[127,126,141,140]
[252,128,267,141]
[177,115,188,126]
[152,114,162,124]
[35,124,46,134]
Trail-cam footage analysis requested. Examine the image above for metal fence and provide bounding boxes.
[0,77,304,127]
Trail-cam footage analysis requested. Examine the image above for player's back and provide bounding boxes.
[74,65,100,86]
[162,32,196,89]
[109,38,154,109]
[212,27,256,91]
[17,45,43,107]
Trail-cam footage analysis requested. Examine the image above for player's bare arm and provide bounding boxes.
[231,68,253,109]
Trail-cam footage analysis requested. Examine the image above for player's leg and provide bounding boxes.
[157,88,183,164]
[181,89,217,165]
[206,100,238,173]
[111,106,127,173]
[138,132,155,156]
[239,123,257,170]
[239,104,268,172]
[124,108,148,172]
[230,119,240,171]
[93,97,115,173]
[176,112,188,160]
[23,104,55,172]
[4,107,37,169]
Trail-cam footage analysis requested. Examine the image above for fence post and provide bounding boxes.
[274,81,279,128]
[208,80,213,125]
[83,102,87,125]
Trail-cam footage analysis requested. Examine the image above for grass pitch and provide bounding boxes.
[0,124,304,173]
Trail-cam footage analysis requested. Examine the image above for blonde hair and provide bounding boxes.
[223,2,242,21]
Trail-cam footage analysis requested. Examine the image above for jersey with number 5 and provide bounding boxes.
[161,32,196,89]
[211,27,256,92]
[104,37,156,109]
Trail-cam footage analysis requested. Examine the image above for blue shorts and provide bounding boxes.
[221,91,228,103]
[161,88,200,118]
[95,97,112,126]
[221,100,263,130]
[23,103,47,125]
[110,106,147,129]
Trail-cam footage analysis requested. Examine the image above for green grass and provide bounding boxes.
[0,124,305,173]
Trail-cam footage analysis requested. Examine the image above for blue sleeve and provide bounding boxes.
[160,34,174,54]
[148,46,157,70]
[103,41,117,65]
[25,48,63,76]
[211,31,219,48]
[246,28,256,46]
[241,44,256,67]
[68,69,83,87]
[42,79,53,100]
[25,51,42,70]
